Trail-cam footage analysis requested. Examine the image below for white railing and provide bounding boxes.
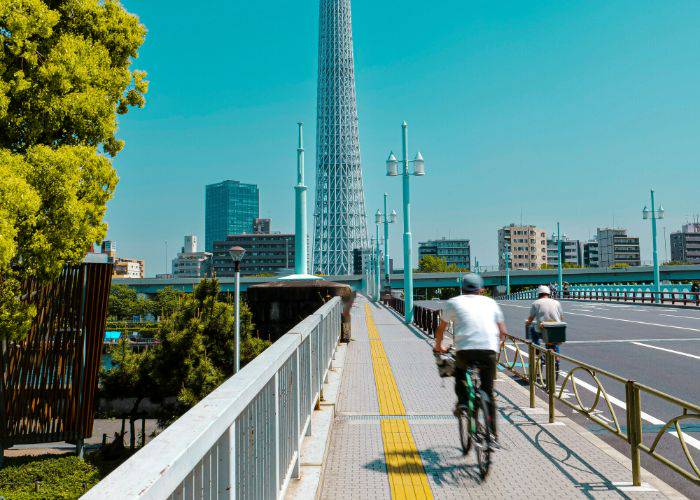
[84,297,342,500]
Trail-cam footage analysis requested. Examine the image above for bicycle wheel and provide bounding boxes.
[457,407,472,454]
[474,391,493,479]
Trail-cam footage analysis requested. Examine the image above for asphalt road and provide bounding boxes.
[416,298,700,497]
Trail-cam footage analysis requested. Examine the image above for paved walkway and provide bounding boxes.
[318,295,682,499]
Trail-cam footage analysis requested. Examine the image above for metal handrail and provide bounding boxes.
[499,289,700,306]
[383,297,440,337]
[497,333,700,487]
[84,297,343,499]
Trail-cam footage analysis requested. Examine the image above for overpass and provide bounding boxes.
[85,295,697,498]
[115,264,700,294]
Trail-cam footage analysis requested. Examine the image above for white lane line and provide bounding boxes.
[503,344,700,450]
[567,338,700,344]
[660,314,700,320]
[500,303,700,333]
[631,342,700,360]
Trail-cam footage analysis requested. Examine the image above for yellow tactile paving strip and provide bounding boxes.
[365,304,433,500]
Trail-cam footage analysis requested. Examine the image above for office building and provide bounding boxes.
[418,238,471,269]
[205,180,260,251]
[253,218,271,234]
[498,224,547,270]
[596,228,641,268]
[172,235,212,278]
[212,233,295,276]
[101,240,117,260]
[670,223,700,263]
[546,236,582,267]
[583,240,599,268]
[113,258,145,279]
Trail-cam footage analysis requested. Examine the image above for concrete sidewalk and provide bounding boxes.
[318,295,684,499]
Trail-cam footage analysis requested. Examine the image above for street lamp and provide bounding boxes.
[502,242,511,295]
[373,213,382,301]
[386,121,425,324]
[642,189,664,302]
[557,222,563,295]
[229,245,246,373]
[375,194,397,297]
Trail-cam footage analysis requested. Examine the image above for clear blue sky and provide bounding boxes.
[110,1,700,276]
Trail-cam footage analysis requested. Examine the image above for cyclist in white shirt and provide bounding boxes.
[433,274,508,438]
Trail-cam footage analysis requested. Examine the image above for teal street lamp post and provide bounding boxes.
[386,122,425,324]
[294,123,308,275]
[643,190,665,302]
[376,196,397,296]
[557,222,563,294]
[374,221,381,301]
[503,243,511,295]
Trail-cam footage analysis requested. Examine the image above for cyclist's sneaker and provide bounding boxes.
[490,435,502,450]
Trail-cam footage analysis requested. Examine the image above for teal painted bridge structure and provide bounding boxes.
[114,264,700,295]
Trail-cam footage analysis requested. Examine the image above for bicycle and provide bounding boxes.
[435,351,494,479]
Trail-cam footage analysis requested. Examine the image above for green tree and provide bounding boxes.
[147,286,182,319]
[152,279,269,413]
[0,0,147,340]
[417,255,468,273]
[108,284,143,320]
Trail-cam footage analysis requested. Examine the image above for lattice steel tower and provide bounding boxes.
[313,0,369,275]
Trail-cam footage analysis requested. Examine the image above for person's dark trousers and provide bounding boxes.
[454,349,498,437]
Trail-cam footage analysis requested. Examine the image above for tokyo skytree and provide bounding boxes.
[312,0,369,275]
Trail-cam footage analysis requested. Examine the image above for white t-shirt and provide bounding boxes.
[441,295,504,352]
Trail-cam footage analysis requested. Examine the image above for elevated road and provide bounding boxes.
[115,264,700,294]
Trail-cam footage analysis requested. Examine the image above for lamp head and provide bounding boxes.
[413,151,425,176]
[375,209,382,224]
[386,152,399,176]
[657,205,665,219]
[390,209,398,223]
[228,246,246,262]
[642,206,650,220]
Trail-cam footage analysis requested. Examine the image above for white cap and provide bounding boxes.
[537,285,551,296]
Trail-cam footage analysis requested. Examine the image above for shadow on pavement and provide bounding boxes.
[497,391,632,500]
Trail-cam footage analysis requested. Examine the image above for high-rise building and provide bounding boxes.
[205,180,259,251]
[670,223,700,263]
[546,235,582,267]
[312,0,369,275]
[583,240,599,267]
[172,235,212,278]
[596,228,641,268]
[418,238,471,269]
[212,233,295,276]
[498,224,547,270]
[253,218,271,234]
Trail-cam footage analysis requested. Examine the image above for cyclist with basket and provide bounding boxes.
[433,274,508,444]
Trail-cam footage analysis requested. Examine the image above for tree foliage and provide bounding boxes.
[0,0,147,340]
[417,255,468,273]
[101,279,270,422]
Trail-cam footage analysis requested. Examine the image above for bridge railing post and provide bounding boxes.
[625,381,643,487]
[528,342,536,408]
[547,350,556,423]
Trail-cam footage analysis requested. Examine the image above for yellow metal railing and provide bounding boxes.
[497,333,700,487]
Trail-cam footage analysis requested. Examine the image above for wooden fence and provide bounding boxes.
[0,263,112,449]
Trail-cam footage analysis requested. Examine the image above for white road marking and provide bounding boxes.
[500,303,700,333]
[631,342,700,360]
[567,338,700,344]
[660,314,700,320]
[503,344,700,450]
